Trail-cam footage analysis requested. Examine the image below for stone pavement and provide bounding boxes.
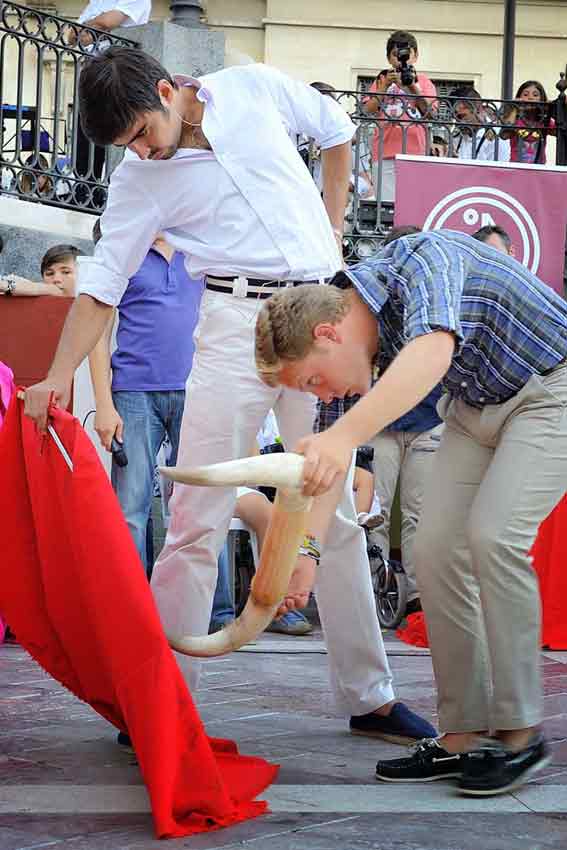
[1,630,567,850]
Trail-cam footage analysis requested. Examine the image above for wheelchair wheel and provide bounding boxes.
[372,556,408,630]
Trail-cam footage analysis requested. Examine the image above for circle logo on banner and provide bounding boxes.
[423,186,541,273]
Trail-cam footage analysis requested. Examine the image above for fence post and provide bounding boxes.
[555,66,567,166]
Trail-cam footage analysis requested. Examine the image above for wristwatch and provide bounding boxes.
[2,275,16,296]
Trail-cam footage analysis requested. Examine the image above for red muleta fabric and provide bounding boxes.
[0,360,14,642]
[396,502,567,652]
[0,397,278,838]
[531,498,567,650]
[396,612,429,648]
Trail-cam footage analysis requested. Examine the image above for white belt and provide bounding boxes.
[205,275,302,299]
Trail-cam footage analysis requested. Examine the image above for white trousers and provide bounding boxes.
[151,289,394,714]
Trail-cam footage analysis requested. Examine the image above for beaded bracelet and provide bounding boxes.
[298,547,320,563]
[298,533,321,562]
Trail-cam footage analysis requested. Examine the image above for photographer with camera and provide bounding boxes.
[364,31,437,201]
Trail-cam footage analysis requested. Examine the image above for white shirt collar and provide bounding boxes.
[174,74,213,105]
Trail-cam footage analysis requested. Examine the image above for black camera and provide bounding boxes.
[396,43,416,87]
[111,436,128,468]
[260,441,285,456]
[355,444,374,474]
[258,442,284,503]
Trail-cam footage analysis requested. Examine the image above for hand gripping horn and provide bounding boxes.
[159,453,313,657]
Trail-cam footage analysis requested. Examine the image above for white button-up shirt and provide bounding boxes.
[78,64,355,305]
[454,125,510,163]
[78,0,151,26]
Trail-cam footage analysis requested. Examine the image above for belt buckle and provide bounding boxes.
[233,276,248,298]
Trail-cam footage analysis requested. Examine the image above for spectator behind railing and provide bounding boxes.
[67,0,151,208]
[68,0,151,48]
[363,30,437,201]
[15,155,71,205]
[304,82,375,201]
[430,134,449,158]
[450,85,510,162]
[0,244,83,297]
[501,80,556,165]
[472,224,515,257]
[299,81,339,192]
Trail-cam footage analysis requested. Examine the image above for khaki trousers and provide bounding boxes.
[370,425,443,600]
[414,364,567,732]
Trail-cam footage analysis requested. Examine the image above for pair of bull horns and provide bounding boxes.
[159,453,313,658]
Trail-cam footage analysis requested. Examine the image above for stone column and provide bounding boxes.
[106,18,224,173]
[123,17,225,79]
[169,0,204,29]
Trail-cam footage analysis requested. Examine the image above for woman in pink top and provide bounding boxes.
[364,30,437,200]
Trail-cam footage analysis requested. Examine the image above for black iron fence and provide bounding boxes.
[1,0,566,268]
[301,83,567,263]
[0,1,136,212]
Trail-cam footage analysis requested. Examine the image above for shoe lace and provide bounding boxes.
[469,741,507,763]
[409,738,441,759]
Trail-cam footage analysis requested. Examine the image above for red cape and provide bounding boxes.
[0,398,277,838]
[397,501,567,651]
[531,498,567,650]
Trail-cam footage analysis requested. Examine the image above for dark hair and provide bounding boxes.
[450,85,481,101]
[386,30,418,57]
[92,218,102,245]
[516,80,547,103]
[355,445,374,474]
[79,47,177,146]
[18,153,52,195]
[310,81,337,98]
[472,225,512,252]
[383,225,421,245]
[41,244,84,276]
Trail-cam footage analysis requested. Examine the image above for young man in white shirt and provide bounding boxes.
[24,47,435,744]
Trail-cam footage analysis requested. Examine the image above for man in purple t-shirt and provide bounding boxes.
[89,222,204,575]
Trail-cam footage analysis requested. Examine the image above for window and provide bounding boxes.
[431,78,475,120]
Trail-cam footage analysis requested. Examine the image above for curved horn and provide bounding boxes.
[161,453,312,658]
[160,452,305,490]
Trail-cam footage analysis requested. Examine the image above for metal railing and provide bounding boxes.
[304,85,567,264]
[0,1,137,212]
[2,0,566,264]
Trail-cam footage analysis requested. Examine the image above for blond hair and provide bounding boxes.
[255,284,350,387]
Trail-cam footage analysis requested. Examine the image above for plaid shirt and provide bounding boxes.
[315,386,443,433]
[315,395,357,433]
[316,230,567,431]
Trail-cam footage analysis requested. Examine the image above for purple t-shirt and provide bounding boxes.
[111,248,204,391]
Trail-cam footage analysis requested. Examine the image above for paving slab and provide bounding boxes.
[1,631,567,849]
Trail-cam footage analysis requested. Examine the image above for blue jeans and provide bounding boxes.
[210,542,308,628]
[210,545,234,627]
[112,390,185,575]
